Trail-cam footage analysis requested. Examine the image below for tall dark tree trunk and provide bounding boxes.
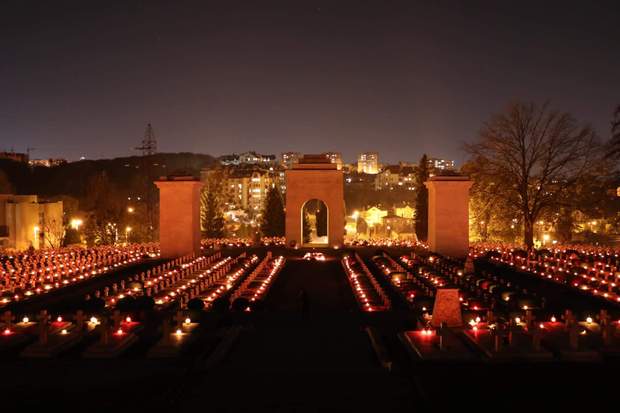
[523,218,534,251]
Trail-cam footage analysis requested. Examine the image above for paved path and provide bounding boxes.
[182,257,419,411]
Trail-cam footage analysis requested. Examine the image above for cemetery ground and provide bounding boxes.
[0,247,618,411]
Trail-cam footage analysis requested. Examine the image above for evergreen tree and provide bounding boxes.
[201,188,225,238]
[83,171,123,245]
[0,170,14,194]
[63,227,82,246]
[414,154,429,242]
[260,186,285,236]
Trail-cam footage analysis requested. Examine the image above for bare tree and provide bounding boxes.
[42,216,65,249]
[606,104,620,159]
[465,102,600,249]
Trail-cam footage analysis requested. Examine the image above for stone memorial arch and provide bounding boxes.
[285,155,344,248]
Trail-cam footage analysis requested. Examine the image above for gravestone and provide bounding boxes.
[430,288,463,328]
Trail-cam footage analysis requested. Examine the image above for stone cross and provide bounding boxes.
[174,311,185,328]
[162,318,171,345]
[100,316,109,345]
[532,326,542,351]
[75,310,86,333]
[568,325,579,350]
[602,322,615,346]
[111,310,123,329]
[438,322,447,351]
[486,310,494,324]
[599,310,610,327]
[37,310,49,345]
[2,311,14,328]
[524,310,535,330]
[507,329,514,347]
[493,330,501,352]
[564,310,575,330]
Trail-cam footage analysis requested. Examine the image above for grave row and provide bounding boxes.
[0,251,272,359]
[0,254,255,358]
[368,253,421,309]
[150,254,245,310]
[230,252,286,306]
[0,305,202,358]
[1,243,159,306]
[195,254,261,309]
[79,251,212,307]
[341,253,391,312]
[394,251,620,361]
[470,245,620,304]
[399,253,548,322]
[99,251,234,310]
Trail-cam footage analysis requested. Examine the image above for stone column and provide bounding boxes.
[155,176,203,259]
[424,176,473,258]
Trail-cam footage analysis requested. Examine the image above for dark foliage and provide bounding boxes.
[414,154,429,241]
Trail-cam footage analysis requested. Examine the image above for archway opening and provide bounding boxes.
[301,199,328,246]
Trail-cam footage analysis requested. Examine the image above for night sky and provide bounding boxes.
[1,1,619,165]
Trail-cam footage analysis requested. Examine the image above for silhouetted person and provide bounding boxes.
[298,288,308,320]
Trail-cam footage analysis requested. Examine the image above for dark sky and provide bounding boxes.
[1,1,619,165]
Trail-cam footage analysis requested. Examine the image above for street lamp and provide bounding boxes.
[70,218,83,230]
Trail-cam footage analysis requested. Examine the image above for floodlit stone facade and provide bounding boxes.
[155,176,203,258]
[425,175,472,258]
[285,156,344,247]
[0,195,63,250]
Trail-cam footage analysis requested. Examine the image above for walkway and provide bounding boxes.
[182,256,419,411]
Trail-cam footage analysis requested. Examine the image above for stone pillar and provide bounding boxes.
[155,176,203,259]
[424,176,473,258]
